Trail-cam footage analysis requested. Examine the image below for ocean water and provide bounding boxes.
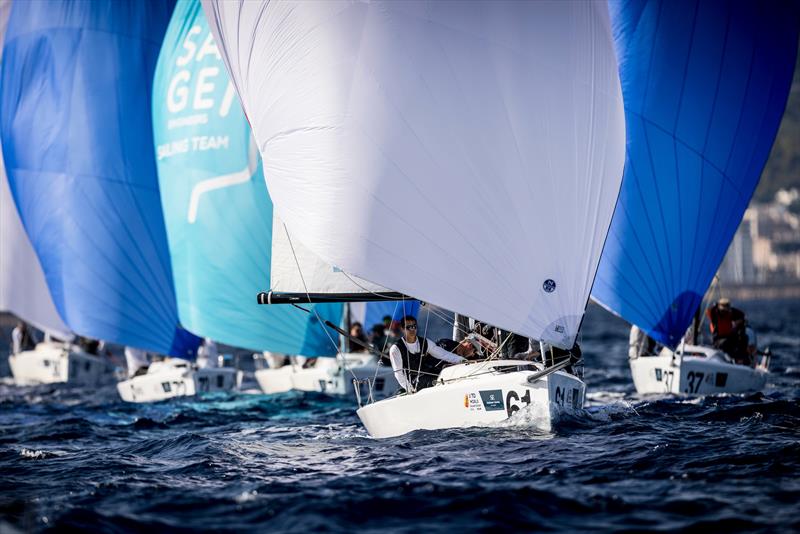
[1,301,798,532]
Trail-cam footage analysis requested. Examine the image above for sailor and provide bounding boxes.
[435,337,477,358]
[349,322,368,353]
[389,315,466,393]
[76,336,100,355]
[196,337,219,368]
[706,298,748,363]
[11,321,37,354]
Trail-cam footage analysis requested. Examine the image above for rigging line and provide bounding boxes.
[340,270,406,300]
[283,224,357,382]
[408,297,432,394]
[455,332,512,381]
[425,305,472,339]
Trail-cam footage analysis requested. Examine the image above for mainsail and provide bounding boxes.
[203,0,625,348]
[593,0,799,347]
[267,213,402,303]
[0,0,70,338]
[0,0,200,357]
[152,0,341,355]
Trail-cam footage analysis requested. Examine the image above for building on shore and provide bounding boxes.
[719,188,800,285]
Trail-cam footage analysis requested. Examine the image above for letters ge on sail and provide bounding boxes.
[156,23,235,161]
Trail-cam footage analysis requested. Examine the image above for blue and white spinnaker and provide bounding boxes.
[593,0,799,347]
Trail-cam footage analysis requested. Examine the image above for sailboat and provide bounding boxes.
[149,0,401,402]
[0,0,203,397]
[0,0,111,387]
[592,0,799,395]
[204,0,626,437]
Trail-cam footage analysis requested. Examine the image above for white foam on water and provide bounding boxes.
[234,490,259,503]
[19,448,66,459]
[492,400,554,434]
[581,399,639,422]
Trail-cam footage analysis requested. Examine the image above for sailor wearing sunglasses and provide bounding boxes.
[389,315,469,393]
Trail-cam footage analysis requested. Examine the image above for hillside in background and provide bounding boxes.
[755,41,800,203]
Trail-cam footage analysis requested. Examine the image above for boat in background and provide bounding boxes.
[205,0,625,436]
[0,0,201,394]
[117,357,236,403]
[592,0,799,395]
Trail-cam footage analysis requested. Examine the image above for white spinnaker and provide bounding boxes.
[271,214,391,296]
[0,0,71,338]
[203,0,625,348]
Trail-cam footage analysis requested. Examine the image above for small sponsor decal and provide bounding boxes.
[479,389,505,411]
[465,392,482,411]
[543,279,556,293]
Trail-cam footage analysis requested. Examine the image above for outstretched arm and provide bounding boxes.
[426,340,465,364]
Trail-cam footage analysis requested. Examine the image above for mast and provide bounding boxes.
[453,313,469,342]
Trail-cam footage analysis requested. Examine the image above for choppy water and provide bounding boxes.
[1,301,799,532]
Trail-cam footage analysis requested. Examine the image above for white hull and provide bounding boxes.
[9,342,113,386]
[116,359,237,403]
[254,353,400,400]
[630,345,767,395]
[357,359,585,438]
[254,365,296,394]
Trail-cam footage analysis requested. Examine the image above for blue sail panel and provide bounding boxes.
[152,0,342,355]
[593,0,799,347]
[0,0,200,357]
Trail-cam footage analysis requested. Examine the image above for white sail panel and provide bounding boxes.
[0,0,70,338]
[204,0,625,348]
[271,214,391,296]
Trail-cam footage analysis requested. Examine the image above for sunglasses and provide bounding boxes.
[404,324,417,330]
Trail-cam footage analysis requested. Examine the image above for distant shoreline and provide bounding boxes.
[717,283,800,301]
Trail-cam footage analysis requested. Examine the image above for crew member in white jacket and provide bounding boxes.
[389,315,466,392]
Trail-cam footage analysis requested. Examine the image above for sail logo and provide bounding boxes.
[157,24,239,161]
[543,279,556,293]
[167,25,236,119]
[187,166,251,223]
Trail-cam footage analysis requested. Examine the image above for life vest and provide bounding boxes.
[394,337,442,391]
[707,307,736,338]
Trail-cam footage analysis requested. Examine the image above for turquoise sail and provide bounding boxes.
[0,0,200,357]
[593,0,798,347]
[152,0,342,355]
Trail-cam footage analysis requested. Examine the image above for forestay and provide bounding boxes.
[203,0,625,348]
[593,0,799,347]
[0,0,200,357]
[0,0,70,338]
[153,0,341,355]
